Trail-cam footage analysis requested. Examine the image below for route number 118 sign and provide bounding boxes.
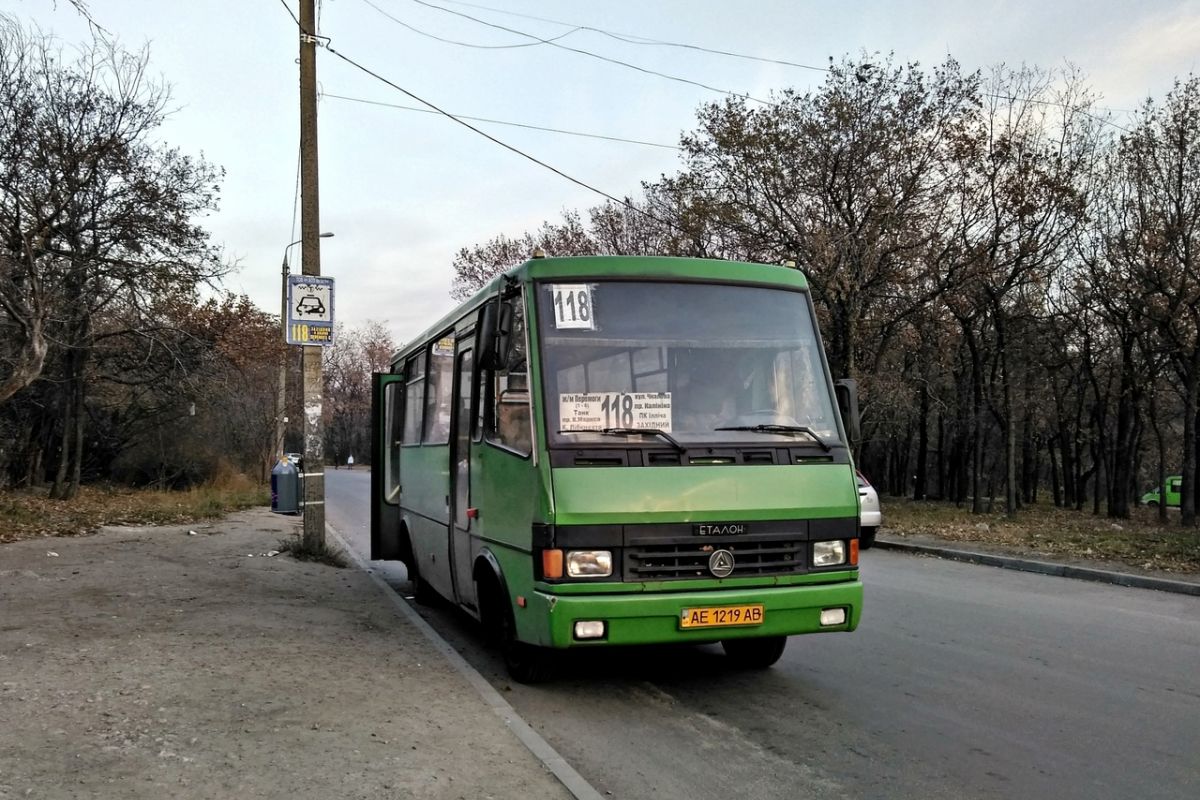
[550,284,595,330]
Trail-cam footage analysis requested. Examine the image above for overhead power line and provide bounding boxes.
[321,91,681,150]
[276,0,300,26]
[432,0,1140,128]
[362,0,776,106]
[360,0,581,49]
[373,0,1132,133]
[320,42,687,234]
[434,0,831,73]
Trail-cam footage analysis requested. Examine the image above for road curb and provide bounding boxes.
[874,538,1200,596]
[327,525,605,800]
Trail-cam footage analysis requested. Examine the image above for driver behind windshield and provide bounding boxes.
[673,351,740,432]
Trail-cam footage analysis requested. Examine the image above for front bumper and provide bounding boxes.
[522,579,863,648]
[859,510,881,528]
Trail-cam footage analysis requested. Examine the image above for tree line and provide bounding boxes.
[451,55,1200,527]
[0,18,394,495]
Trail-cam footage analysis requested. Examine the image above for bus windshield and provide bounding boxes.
[536,280,841,447]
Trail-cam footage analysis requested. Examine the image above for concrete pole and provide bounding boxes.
[299,0,325,551]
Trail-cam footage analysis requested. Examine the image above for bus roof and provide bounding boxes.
[390,256,810,366]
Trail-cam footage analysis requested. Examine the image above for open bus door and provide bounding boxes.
[371,371,406,560]
[448,341,477,608]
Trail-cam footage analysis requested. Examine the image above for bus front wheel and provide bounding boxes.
[860,527,877,550]
[503,632,557,685]
[722,636,787,669]
[482,577,556,684]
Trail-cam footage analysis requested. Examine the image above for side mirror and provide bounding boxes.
[478,299,515,370]
[835,378,860,443]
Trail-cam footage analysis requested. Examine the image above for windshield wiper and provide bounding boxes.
[713,424,831,452]
[558,427,687,454]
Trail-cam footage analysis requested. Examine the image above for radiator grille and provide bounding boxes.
[625,540,806,581]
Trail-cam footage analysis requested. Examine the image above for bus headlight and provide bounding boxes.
[813,540,847,567]
[566,550,613,578]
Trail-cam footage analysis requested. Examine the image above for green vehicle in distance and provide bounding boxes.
[1141,476,1181,507]
[371,255,864,682]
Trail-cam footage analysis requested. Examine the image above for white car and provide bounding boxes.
[857,471,881,549]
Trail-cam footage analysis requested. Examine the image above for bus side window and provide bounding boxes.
[486,299,531,455]
[386,377,403,499]
[424,338,455,445]
[402,353,425,444]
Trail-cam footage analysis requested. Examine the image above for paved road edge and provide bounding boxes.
[874,538,1200,596]
[327,524,605,800]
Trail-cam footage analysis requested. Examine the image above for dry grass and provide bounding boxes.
[0,470,269,544]
[885,498,1200,574]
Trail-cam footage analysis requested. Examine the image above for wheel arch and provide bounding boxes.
[473,547,512,629]
[396,513,417,569]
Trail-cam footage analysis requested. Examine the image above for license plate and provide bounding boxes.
[679,604,765,629]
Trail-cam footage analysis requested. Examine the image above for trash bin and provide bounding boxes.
[271,457,300,515]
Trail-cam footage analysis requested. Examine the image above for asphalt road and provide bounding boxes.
[326,468,1200,800]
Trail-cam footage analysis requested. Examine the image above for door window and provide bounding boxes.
[454,348,474,529]
[402,353,425,444]
[485,298,531,455]
[384,381,402,499]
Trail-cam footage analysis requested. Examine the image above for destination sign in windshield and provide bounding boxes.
[558,392,673,431]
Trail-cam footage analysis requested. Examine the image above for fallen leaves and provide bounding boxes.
[887,499,1200,574]
[0,485,268,545]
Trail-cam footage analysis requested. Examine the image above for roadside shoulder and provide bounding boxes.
[875,532,1200,596]
[0,508,570,799]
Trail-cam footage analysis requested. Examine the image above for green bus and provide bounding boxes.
[371,255,863,682]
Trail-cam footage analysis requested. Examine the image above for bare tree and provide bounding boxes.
[945,65,1103,515]
[0,18,224,498]
[323,321,396,466]
[678,56,979,382]
[1115,76,1200,526]
[450,211,596,300]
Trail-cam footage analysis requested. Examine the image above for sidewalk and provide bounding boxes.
[875,531,1200,596]
[0,509,569,800]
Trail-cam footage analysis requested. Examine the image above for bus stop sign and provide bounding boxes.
[286,275,335,346]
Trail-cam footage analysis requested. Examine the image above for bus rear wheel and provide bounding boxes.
[407,560,440,606]
[722,636,787,669]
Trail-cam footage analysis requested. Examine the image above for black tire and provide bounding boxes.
[484,579,556,684]
[503,633,557,685]
[1147,500,1159,507]
[722,636,787,669]
[408,560,440,606]
[859,527,877,550]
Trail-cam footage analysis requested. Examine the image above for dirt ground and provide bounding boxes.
[0,509,569,800]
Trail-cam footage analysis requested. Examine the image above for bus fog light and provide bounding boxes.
[813,540,846,567]
[574,620,606,640]
[820,608,847,626]
[566,550,613,577]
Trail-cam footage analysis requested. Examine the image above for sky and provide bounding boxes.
[4,0,1200,346]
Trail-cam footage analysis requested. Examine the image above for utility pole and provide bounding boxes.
[276,234,330,470]
[298,0,325,551]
